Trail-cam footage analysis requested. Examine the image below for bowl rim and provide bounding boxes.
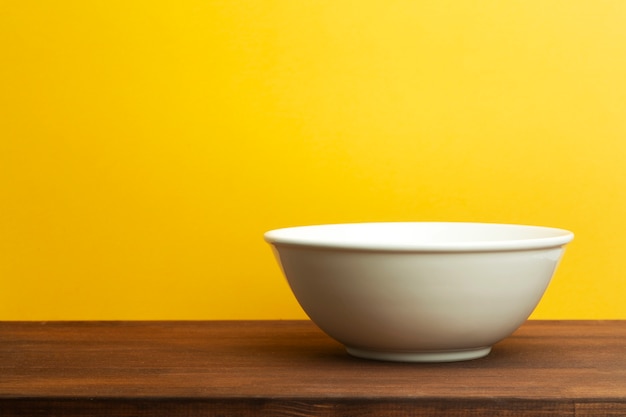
[264,222,574,252]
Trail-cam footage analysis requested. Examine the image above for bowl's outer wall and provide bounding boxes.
[271,246,565,352]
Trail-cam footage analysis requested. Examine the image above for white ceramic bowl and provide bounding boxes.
[265,222,573,362]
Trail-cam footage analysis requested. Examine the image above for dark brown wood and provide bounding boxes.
[0,320,625,416]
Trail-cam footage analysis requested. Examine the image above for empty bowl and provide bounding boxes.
[265,222,573,362]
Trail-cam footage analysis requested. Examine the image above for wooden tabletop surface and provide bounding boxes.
[1,320,625,416]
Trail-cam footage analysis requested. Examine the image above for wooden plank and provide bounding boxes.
[0,398,574,417]
[575,402,626,417]
[0,321,625,416]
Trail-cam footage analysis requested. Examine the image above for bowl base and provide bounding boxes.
[345,346,492,363]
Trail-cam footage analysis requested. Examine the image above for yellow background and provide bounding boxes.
[2,1,625,320]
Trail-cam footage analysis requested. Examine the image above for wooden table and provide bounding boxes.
[1,320,625,416]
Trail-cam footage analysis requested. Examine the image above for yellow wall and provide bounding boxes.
[2,1,625,320]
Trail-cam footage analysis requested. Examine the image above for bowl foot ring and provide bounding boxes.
[345,346,492,362]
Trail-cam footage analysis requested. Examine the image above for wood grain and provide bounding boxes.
[1,321,625,416]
